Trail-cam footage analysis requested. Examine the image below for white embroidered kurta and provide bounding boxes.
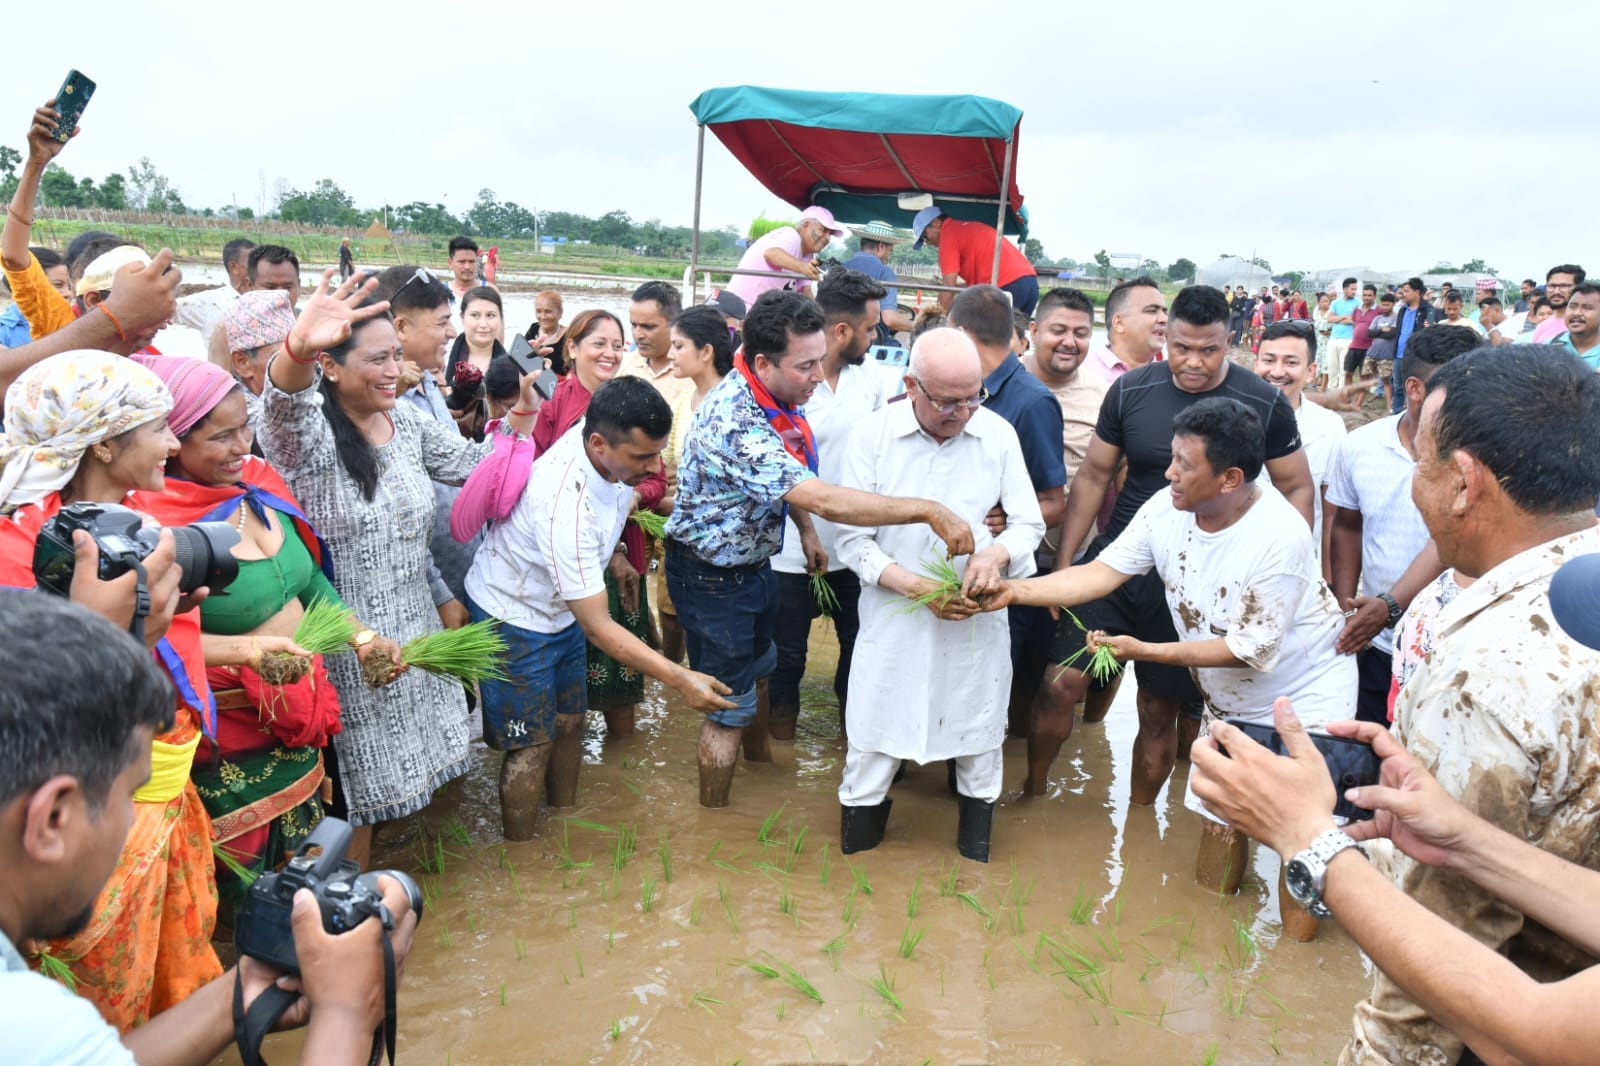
[835,402,1044,761]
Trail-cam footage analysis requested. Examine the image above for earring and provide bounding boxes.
[93,446,112,463]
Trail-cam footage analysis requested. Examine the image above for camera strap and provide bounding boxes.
[232,928,399,1066]
[128,557,150,646]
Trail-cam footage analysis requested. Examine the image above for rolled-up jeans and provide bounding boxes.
[665,539,777,728]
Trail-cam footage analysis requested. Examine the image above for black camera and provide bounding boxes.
[234,817,423,975]
[32,501,241,599]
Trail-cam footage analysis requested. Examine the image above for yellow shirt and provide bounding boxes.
[3,252,74,340]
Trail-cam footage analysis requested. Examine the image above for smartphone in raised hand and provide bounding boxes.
[52,70,96,143]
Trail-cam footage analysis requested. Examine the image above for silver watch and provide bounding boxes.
[1284,828,1367,919]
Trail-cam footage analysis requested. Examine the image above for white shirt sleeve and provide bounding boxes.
[834,418,894,587]
[1094,498,1159,577]
[991,424,1045,577]
[1324,434,1359,511]
[0,972,136,1066]
[548,484,612,605]
[1222,569,1309,672]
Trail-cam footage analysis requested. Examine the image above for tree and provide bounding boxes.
[38,164,87,208]
[592,209,633,248]
[1093,249,1111,275]
[0,146,19,201]
[95,172,127,210]
[1023,237,1047,262]
[1460,258,1496,274]
[391,201,461,235]
[1248,255,1272,272]
[237,206,255,221]
[1168,257,1196,282]
[277,178,358,227]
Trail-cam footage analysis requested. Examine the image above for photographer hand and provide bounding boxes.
[1326,719,1469,869]
[68,529,183,648]
[1188,697,1338,858]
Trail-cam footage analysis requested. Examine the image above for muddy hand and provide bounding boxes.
[927,503,975,559]
[679,669,736,713]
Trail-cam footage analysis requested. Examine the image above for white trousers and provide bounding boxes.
[839,743,1003,805]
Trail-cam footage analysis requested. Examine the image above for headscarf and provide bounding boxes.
[0,351,172,514]
[74,245,151,296]
[222,289,295,353]
[135,354,238,437]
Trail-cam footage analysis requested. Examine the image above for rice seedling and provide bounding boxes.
[514,937,527,960]
[444,815,471,847]
[498,982,506,1006]
[757,802,788,846]
[811,569,840,617]
[1093,924,1124,963]
[786,825,808,871]
[938,860,958,897]
[566,903,577,929]
[256,597,355,685]
[619,775,643,797]
[895,554,965,614]
[821,934,846,972]
[1221,917,1258,970]
[35,950,77,991]
[608,1018,622,1041]
[465,907,480,934]
[576,950,585,977]
[689,988,723,1014]
[956,891,989,920]
[606,926,616,953]
[905,874,924,919]
[436,924,454,950]
[866,964,903,1013]
[776,1002,786,1021]
[1201,1042,1219,1066]
[778,881,799,926]
[841,889,859,925]
[689,892,706,927]
[1011,937,1040,974]
[611,824,637,874]
[640,876,657,914]
[847,856,873,896]
[370,619,509,688]
[507,862,524,903]
[1066,883,1094,924]
[658,837,673,883]
[212,841,259,886]
[629,508,668,539]
[555,823,592,872]
[1050,608,1126,684]
[723,896,741,934]
[818,841,833,887]
[897,918,926,959]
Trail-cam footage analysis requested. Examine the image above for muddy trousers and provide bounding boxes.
[840,745,1003,806]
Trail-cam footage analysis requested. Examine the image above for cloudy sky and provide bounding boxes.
[14,1,1590,280]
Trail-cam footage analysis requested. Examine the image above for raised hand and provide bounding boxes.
[285,269,387,360]
[26,102,72,165]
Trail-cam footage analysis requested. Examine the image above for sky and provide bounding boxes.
[15,1,1594,282]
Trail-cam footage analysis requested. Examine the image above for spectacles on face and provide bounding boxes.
[1547,281,1575,291]
[913,376,987,415]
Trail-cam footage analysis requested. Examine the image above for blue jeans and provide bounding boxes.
[1390,355,1405,413]
[466,595,586,749]
[664,540,777,728]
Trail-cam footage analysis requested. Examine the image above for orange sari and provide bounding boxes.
[1,495,224,1030]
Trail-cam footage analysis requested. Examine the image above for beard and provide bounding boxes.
[34,900,96,942]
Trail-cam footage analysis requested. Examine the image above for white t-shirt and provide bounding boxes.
[1096,484,1356,725]
[1,930,133,1065]
[1255,395,1346,558]
[1324,413,1431,655]
[772,363,887,574]
[464,422,632,633]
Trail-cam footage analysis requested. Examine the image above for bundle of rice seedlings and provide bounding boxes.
[254,597,357,685]
[810,570,839,618]
[629,509,668,539]
[364,619,509,687]
[1052,607,1126,684]
[895,555,964,614]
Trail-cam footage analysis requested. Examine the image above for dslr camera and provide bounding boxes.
[234,816,423,974]
[33,500,241,601]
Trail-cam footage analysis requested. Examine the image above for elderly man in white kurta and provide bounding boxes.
[833,328,1045,862]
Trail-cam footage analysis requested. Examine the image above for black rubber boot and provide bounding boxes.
[840,798,892,854]
[956,795,995,863]
[946,758,958,796]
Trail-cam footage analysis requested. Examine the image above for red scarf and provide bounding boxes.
[734,351,818,473]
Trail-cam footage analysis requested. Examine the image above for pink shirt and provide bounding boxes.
[727,227,809,309]
[1533,314,1569,344]
[1081,343,1161,388]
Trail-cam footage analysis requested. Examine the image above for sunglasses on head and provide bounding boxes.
[391,267,441,304]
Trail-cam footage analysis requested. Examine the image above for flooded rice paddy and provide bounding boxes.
[237,621,1371,1066]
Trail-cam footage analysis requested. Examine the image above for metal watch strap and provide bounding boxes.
[1293,828,1366,919]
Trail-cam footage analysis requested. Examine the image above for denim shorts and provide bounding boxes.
[664,539,777,728]
[467,595,586,750]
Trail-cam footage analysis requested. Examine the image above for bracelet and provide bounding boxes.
[508,407,537,417]
[283,341,318,366]
[6,204,33,227]
[98,304,128,342]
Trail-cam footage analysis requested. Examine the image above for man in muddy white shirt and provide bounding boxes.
[1339,345,1600,1066]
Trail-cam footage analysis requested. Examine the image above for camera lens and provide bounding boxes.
[370,869,424,918]
[160,522,241,595]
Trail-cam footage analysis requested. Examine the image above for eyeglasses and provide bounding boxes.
[390,267,441,304]
[1547,281,1575,290]
[913,377,987,415]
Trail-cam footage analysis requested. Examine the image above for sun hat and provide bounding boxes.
[852,220,904,245]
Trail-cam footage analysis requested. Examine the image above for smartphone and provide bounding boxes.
[868,344,909,368]
[52,70,96,143]
[1218,718,1381,822]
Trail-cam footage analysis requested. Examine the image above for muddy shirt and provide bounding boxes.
[1341,525,1600,1066]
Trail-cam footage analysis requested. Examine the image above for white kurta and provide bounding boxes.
[835,402,1045,761]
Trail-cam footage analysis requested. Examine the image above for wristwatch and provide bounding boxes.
[349,629,377,650]
[1377,591,1403,629]
[1285,828,1367,919]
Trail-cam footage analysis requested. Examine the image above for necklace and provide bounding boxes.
[235,498,248,531]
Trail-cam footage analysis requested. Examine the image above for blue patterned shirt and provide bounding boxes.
[665,370,815,567]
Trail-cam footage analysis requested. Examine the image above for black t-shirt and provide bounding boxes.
[1095,361,1302,537]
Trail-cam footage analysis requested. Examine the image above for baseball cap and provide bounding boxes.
[1549,552,1600,650]
[798,205,848,238]
[911,206,944,250]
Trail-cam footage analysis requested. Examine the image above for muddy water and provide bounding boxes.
[237,620,1372,1065]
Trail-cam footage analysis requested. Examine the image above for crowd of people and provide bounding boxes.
[3,92,1600,1065]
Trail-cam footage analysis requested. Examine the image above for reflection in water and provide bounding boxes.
[243,586,1372,1065]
